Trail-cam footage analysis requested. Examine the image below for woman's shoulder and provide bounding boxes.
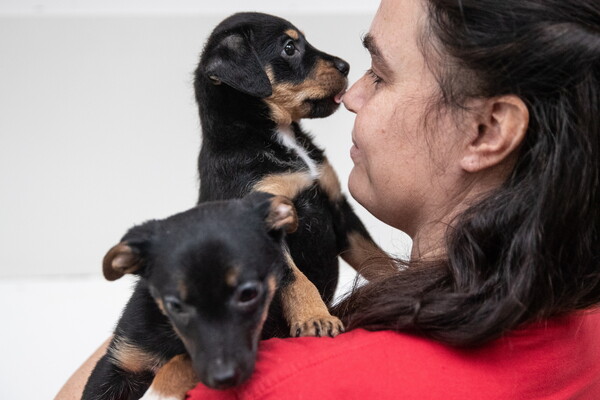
[188,311,600,400]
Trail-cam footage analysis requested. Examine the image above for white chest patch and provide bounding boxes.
[139,387,179,400]
[276,125,320,179]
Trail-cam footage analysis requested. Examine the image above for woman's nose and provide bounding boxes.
[343,78,363,114]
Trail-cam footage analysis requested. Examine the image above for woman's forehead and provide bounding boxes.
[372,0,425,32]
[369,0,430,77]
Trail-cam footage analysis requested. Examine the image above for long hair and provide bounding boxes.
[334,0,600,347]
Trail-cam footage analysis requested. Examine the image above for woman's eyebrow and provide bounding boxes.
[362,33,393,76]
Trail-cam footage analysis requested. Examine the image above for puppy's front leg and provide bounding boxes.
[252,171,344,337]
[280,250,344,337]
[141,355,197,400]
[82,353,154,400]
[335,198,397,281]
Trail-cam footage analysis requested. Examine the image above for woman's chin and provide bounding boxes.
[348,168,365,205]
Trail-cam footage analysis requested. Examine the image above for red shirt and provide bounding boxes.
[187,311,600,399]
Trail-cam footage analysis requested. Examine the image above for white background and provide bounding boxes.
[0,1,411,398]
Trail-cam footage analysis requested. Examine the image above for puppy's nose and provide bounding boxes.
[210,364,240,389]
[334,58,350,77]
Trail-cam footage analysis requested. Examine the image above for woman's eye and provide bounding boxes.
[366,69,383,86]
[284,41,296,56]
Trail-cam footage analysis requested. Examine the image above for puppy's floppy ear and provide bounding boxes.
[265,195,298,234]
[203,33,272,98]
[103,221,158,281]
[102,242,145,281]
[248,192,298,234]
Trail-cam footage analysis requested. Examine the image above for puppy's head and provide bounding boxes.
[103,193,297,389]
[196,12,349,125]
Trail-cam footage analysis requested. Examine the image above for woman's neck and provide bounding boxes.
[409,177,501,261]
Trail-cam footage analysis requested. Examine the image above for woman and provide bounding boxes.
[58,0,600,398]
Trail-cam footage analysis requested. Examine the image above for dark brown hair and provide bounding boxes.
[334,0,600,347]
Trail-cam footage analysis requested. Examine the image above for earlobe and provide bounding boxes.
[461,95,529,173]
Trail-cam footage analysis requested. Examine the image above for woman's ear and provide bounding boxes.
[461,95,529,173]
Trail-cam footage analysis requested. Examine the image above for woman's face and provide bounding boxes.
[343,0,465,238]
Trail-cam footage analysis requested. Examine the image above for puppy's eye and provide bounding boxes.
[233,281,263,308]
[164,296,185,314]
[283,41,296,56]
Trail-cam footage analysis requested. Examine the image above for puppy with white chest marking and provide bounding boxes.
[195,12,391,341]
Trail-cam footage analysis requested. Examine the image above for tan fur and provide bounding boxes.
[146,354,198,399]
[253,275,278,342]
[279,250,344,337]
[225,266,240,287]
[266,275,277,301]
[103,243,141,281]
[263,61,346,125]
[108,337,163,374]
[177,281,189,301]
[341,232,396,280]
[154,297,167,316]
[318,158,343,202]
[285,29,300,40]
[265,196,298,233]
[252,171,314,199]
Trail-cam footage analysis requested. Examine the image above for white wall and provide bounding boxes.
[0,1,411,280]
[0,0,379,15]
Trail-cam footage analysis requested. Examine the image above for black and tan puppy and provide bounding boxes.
[82,193,299,399]
[194,12,389,340]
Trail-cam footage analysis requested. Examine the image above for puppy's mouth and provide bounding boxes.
[305,88,347,118]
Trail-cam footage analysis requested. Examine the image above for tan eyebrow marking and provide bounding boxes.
[285,29,300,40]
[225,266,240,287]
[177,281,188,301]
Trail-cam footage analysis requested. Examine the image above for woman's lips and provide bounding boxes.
[350,141,360,161]
[334,90,346,104]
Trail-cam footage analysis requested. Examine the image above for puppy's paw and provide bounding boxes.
[291,315,345,338]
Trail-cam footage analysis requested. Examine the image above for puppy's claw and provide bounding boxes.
[290,315,344,338]
[325,321,335,338]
